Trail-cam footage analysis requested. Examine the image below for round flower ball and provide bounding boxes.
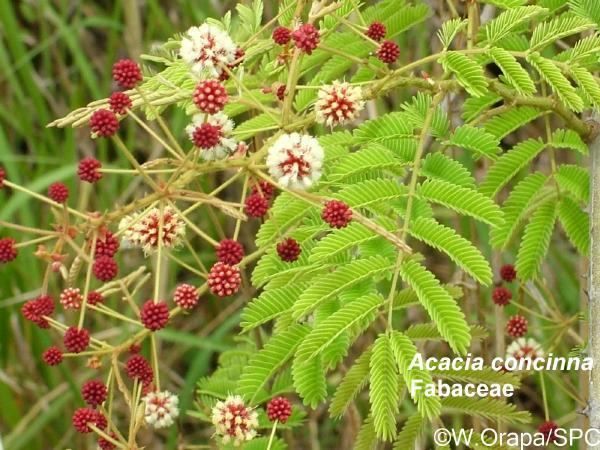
[266,133,324,189]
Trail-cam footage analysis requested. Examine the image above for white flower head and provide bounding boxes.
[142,390,179,429]
[185,112,237,161]
[266,133,324,189]
[179,24,237,78]
[315,80,364,127]
[506,338,544,361]
[118,206,186,255]
[211,394,258,446]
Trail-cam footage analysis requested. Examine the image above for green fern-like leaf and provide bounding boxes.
[438,18,468,49]
[330,347,372,418]
[353,415,378,450]
[255,193,316,247]
[550,128,589,155]
[515,201,557,280]
[441,397,531,424]
[389,331,441,418]
[338,278,377,303]
[384,4,431,38]
[359,236,397,262]
[277,0,295,25]
[487,47,536,96]
[540,0,570,13]
[236,0,262,35]
[251,253,328,290]
[320,0,354,28]
[139,60,192,94]
[391,195,434,222]
[556,35,600,64]
[479,138,546,198]
[383,138,419,162]
[570,65,600,108]
[328,145,404,182]
[237,324,309,404]
[530,13,594,51]
[554,165,589,204]
[292,352,327,408]
[316,43,371,85]
[370,335,401,441]
[296,294,383,363]
[462,92,502,122]
[217,346,252,372]
[418,179,504,227]
[481,0,526,7]
[569,0,600,26]
[310,220,395,264]
[244,38,274,64]
[401,92,450,138]
[292,256,394,320]
[314,299,350,370]
[269,369,295,399]
[444,124,501,159]
[421,153,476,188]
[241,284,308,331]
[480,5,546,44]
[492,32,530,50]
[439,52,488,97]
[409,217,492,285]
[558,196,589,256]
[352,66,379,84]
[491,172,548,249]
[495,32,530,51]
[319,131,353,161]
[233,112,279,139]
[393,287,420,309]
[334,178,407,209]
[197,376,238,401]
[353,112,413,143]
[527,52,584,112]
[392,413,425,450]
[406,323,488,341]
[399,258,471,354]
[252,233,324,287]
[300,31,348,75]
[483,106,544,139]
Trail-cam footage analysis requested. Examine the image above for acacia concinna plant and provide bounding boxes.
[2,0,600,448]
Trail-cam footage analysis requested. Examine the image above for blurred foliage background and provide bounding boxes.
[0,1,586,449]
